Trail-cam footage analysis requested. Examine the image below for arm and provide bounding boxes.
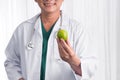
[56,24,97,79]
[73,24,98,79]
[57,39,82,76]
[4,32,23,80]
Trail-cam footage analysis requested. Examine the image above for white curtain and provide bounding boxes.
[66,0,119,80]
[116,0,120,80]
[0,0,119,80]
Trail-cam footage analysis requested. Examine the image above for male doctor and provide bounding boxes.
[4,0,97,80]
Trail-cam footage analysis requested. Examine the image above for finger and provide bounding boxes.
[59,41,68,55]
[66,39,71,47]
[60,39,71,53]
[61,39,75,57]
[57,38,74,58]
[59,45,69,59]
[56,38,62,48]
[57,38,68,56]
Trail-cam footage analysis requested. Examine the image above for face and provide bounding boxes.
[35,0,63,14]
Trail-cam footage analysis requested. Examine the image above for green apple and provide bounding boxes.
[57,29,68,40]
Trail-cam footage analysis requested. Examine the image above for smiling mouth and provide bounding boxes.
[44,3,55,7]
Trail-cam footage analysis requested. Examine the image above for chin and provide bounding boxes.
[44,9,58,14]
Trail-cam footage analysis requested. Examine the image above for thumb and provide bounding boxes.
[66,39,71,47]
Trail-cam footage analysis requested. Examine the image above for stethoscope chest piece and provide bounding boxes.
[26,42,34,50]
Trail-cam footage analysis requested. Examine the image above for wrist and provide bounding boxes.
[68,55,81,66]
[69,56,82,76]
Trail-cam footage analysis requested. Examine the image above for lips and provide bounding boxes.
[43,3,55,7]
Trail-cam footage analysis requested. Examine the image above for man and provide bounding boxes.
[4,0,97,80]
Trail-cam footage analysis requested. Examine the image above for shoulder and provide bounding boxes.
[14,13,40,33]
[11,13,40,38]
[62,12,80,25]
[62,12,84,32]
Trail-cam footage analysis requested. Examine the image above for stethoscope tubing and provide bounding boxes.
[26,11,63,50]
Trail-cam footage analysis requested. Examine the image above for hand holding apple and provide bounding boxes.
[56,29,82,76]
[56,29,80,66]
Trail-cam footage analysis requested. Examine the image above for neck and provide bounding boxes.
[41,11,60,24]
[40,11,61,31]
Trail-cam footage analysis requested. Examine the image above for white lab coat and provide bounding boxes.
[4,13,97,80]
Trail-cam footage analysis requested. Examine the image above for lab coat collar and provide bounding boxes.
[26,12,68,39]
[27,13,40,24]
[31,12,62,37]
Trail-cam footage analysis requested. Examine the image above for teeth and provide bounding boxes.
[44,3,54,6]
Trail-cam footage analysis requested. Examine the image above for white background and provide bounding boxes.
[0,0,119,80]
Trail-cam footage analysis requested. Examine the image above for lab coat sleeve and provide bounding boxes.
[73,23,98,80]
[4,30,22,80]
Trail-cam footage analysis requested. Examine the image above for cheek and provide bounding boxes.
[38,2,44,8]
[57,1,63,6]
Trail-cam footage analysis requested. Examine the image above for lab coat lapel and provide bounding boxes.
[48,16,62,60]
[34,16,43,39]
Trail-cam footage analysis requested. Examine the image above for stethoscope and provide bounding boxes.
[26,11,63,50]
